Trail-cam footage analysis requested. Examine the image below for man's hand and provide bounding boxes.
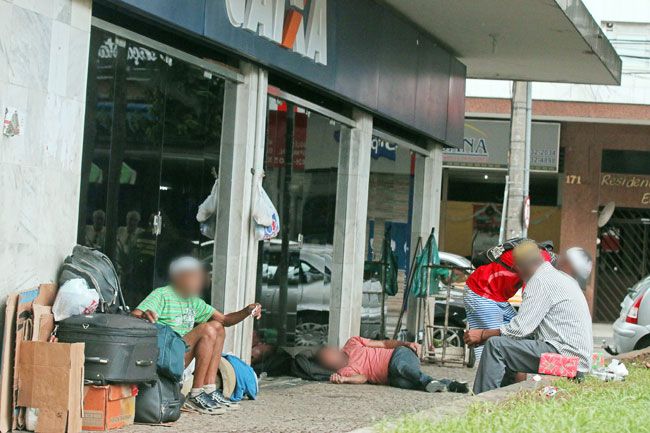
[246,303,262,320]
[463,329,483,347]
[330,373,346,384]
[407,342,421,355]
[132,309,158,324]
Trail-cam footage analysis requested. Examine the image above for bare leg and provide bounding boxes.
[184,323,218,389]
[203,321,226,387]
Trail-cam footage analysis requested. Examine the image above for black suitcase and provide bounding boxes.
[135,376,184,424]
[57,313,158,384]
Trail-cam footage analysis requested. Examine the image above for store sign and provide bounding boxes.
[224,0,328,65]
[600,173,650,208]
[443,119,560,172]
[371,136,397,161]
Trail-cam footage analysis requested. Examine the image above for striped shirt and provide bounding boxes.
[136,285,215,336]
[500,262,593,372]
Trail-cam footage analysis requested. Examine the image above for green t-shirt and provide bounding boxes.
[136,285,215,336]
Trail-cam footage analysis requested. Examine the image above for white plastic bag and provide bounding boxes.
[252,172,280,241]
[197,178,219,239]
[52,278,100,321]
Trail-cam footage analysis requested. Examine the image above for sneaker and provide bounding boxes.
[184,392,226,415]
[209,390,240,410]
[425,380,447,393]
[447,380,469,394]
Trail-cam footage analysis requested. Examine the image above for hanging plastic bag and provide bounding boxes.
[196,178,219,239]
[252,172,280,240]
[52,278,100,321]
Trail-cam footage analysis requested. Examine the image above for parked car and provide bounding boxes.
[607,274,650,354]
[258,243,474,346]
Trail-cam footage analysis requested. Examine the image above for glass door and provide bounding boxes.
[156,60,225,299]
[80,25,226,307]
[255,95,346,348]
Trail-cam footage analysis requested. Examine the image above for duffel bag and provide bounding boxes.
[59,244,126,312]
[135,376,184,424]
[155,324,187,381]
[57,313,158,385]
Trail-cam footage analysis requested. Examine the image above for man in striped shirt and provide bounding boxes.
[464,241,593,394]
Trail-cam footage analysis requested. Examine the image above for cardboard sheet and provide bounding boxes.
[0,292,18,433]
[17,341,84,433]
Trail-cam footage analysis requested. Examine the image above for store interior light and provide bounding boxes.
[484,174,489,180]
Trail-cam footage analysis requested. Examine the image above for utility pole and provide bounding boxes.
[504,81,532,239]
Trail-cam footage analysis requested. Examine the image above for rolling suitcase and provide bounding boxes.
[57,313,158,384]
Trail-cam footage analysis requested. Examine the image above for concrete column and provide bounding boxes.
[405,144,444,340]
[504,81,532,239]
[212,63,268,358]
[328,110,373,347]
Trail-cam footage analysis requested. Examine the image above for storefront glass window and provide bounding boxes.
[255,96,344,348]
[365,138,418,338]
[79,26,225,307]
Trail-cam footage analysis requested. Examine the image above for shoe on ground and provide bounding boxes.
[425,380,447,393]
[209,390,240,410]
[447,380,469,394]
[184,392,226,415]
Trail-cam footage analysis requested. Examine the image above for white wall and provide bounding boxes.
[0,0,92,307]
[466,0,650,106]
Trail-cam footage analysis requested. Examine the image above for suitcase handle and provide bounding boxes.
[136,360,154,367]
[87,357,109,365]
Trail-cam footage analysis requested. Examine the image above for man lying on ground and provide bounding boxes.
[133,256,262,414]
[464,241,592,394]
[316,336,468,393]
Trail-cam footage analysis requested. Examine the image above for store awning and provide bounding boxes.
[382,0,622,85]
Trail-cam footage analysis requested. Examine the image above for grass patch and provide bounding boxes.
[378,362,650,433]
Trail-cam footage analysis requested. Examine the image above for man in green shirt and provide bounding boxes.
[133,256,261,414]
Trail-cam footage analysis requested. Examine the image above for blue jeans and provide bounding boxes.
[388,346,438,390]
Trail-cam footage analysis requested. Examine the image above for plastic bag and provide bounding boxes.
[196,178,219,239]
[252,173,280,241]
[52,278,100,321]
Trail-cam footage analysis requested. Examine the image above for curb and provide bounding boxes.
[348,378,553,433]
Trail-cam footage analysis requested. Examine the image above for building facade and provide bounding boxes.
[443,0,650,323]
[0,0,621,359]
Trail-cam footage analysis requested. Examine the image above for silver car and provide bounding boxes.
[609,274,650,354]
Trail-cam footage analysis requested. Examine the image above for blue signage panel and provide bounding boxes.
[105,0,466,147]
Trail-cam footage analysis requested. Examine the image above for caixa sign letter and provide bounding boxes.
[225,0,328,65]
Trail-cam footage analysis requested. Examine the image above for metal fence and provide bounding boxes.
[595,208,650,322]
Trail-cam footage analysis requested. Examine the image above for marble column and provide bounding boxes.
[406,143,444,339]
[328,110,373,347]
[211,62,268,359]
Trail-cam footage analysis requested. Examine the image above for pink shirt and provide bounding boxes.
[337,337,394,384]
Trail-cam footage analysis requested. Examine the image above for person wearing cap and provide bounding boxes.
[558,247,593,290]
[133,256,262,414]
[464,241,593,394]
[464,239,554,362]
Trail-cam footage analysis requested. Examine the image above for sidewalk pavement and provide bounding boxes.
[129,363,476,433]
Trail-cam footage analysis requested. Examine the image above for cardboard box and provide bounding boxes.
[83,385,137,431]
[1,284,57,433]
[0,292,19,433]
[16,341,85,433]
[12,284,57,431]
[538,352,579,378]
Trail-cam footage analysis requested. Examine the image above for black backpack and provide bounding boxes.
[135,376,184,424]
[472,238,557,271]
[59,245,127,312]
